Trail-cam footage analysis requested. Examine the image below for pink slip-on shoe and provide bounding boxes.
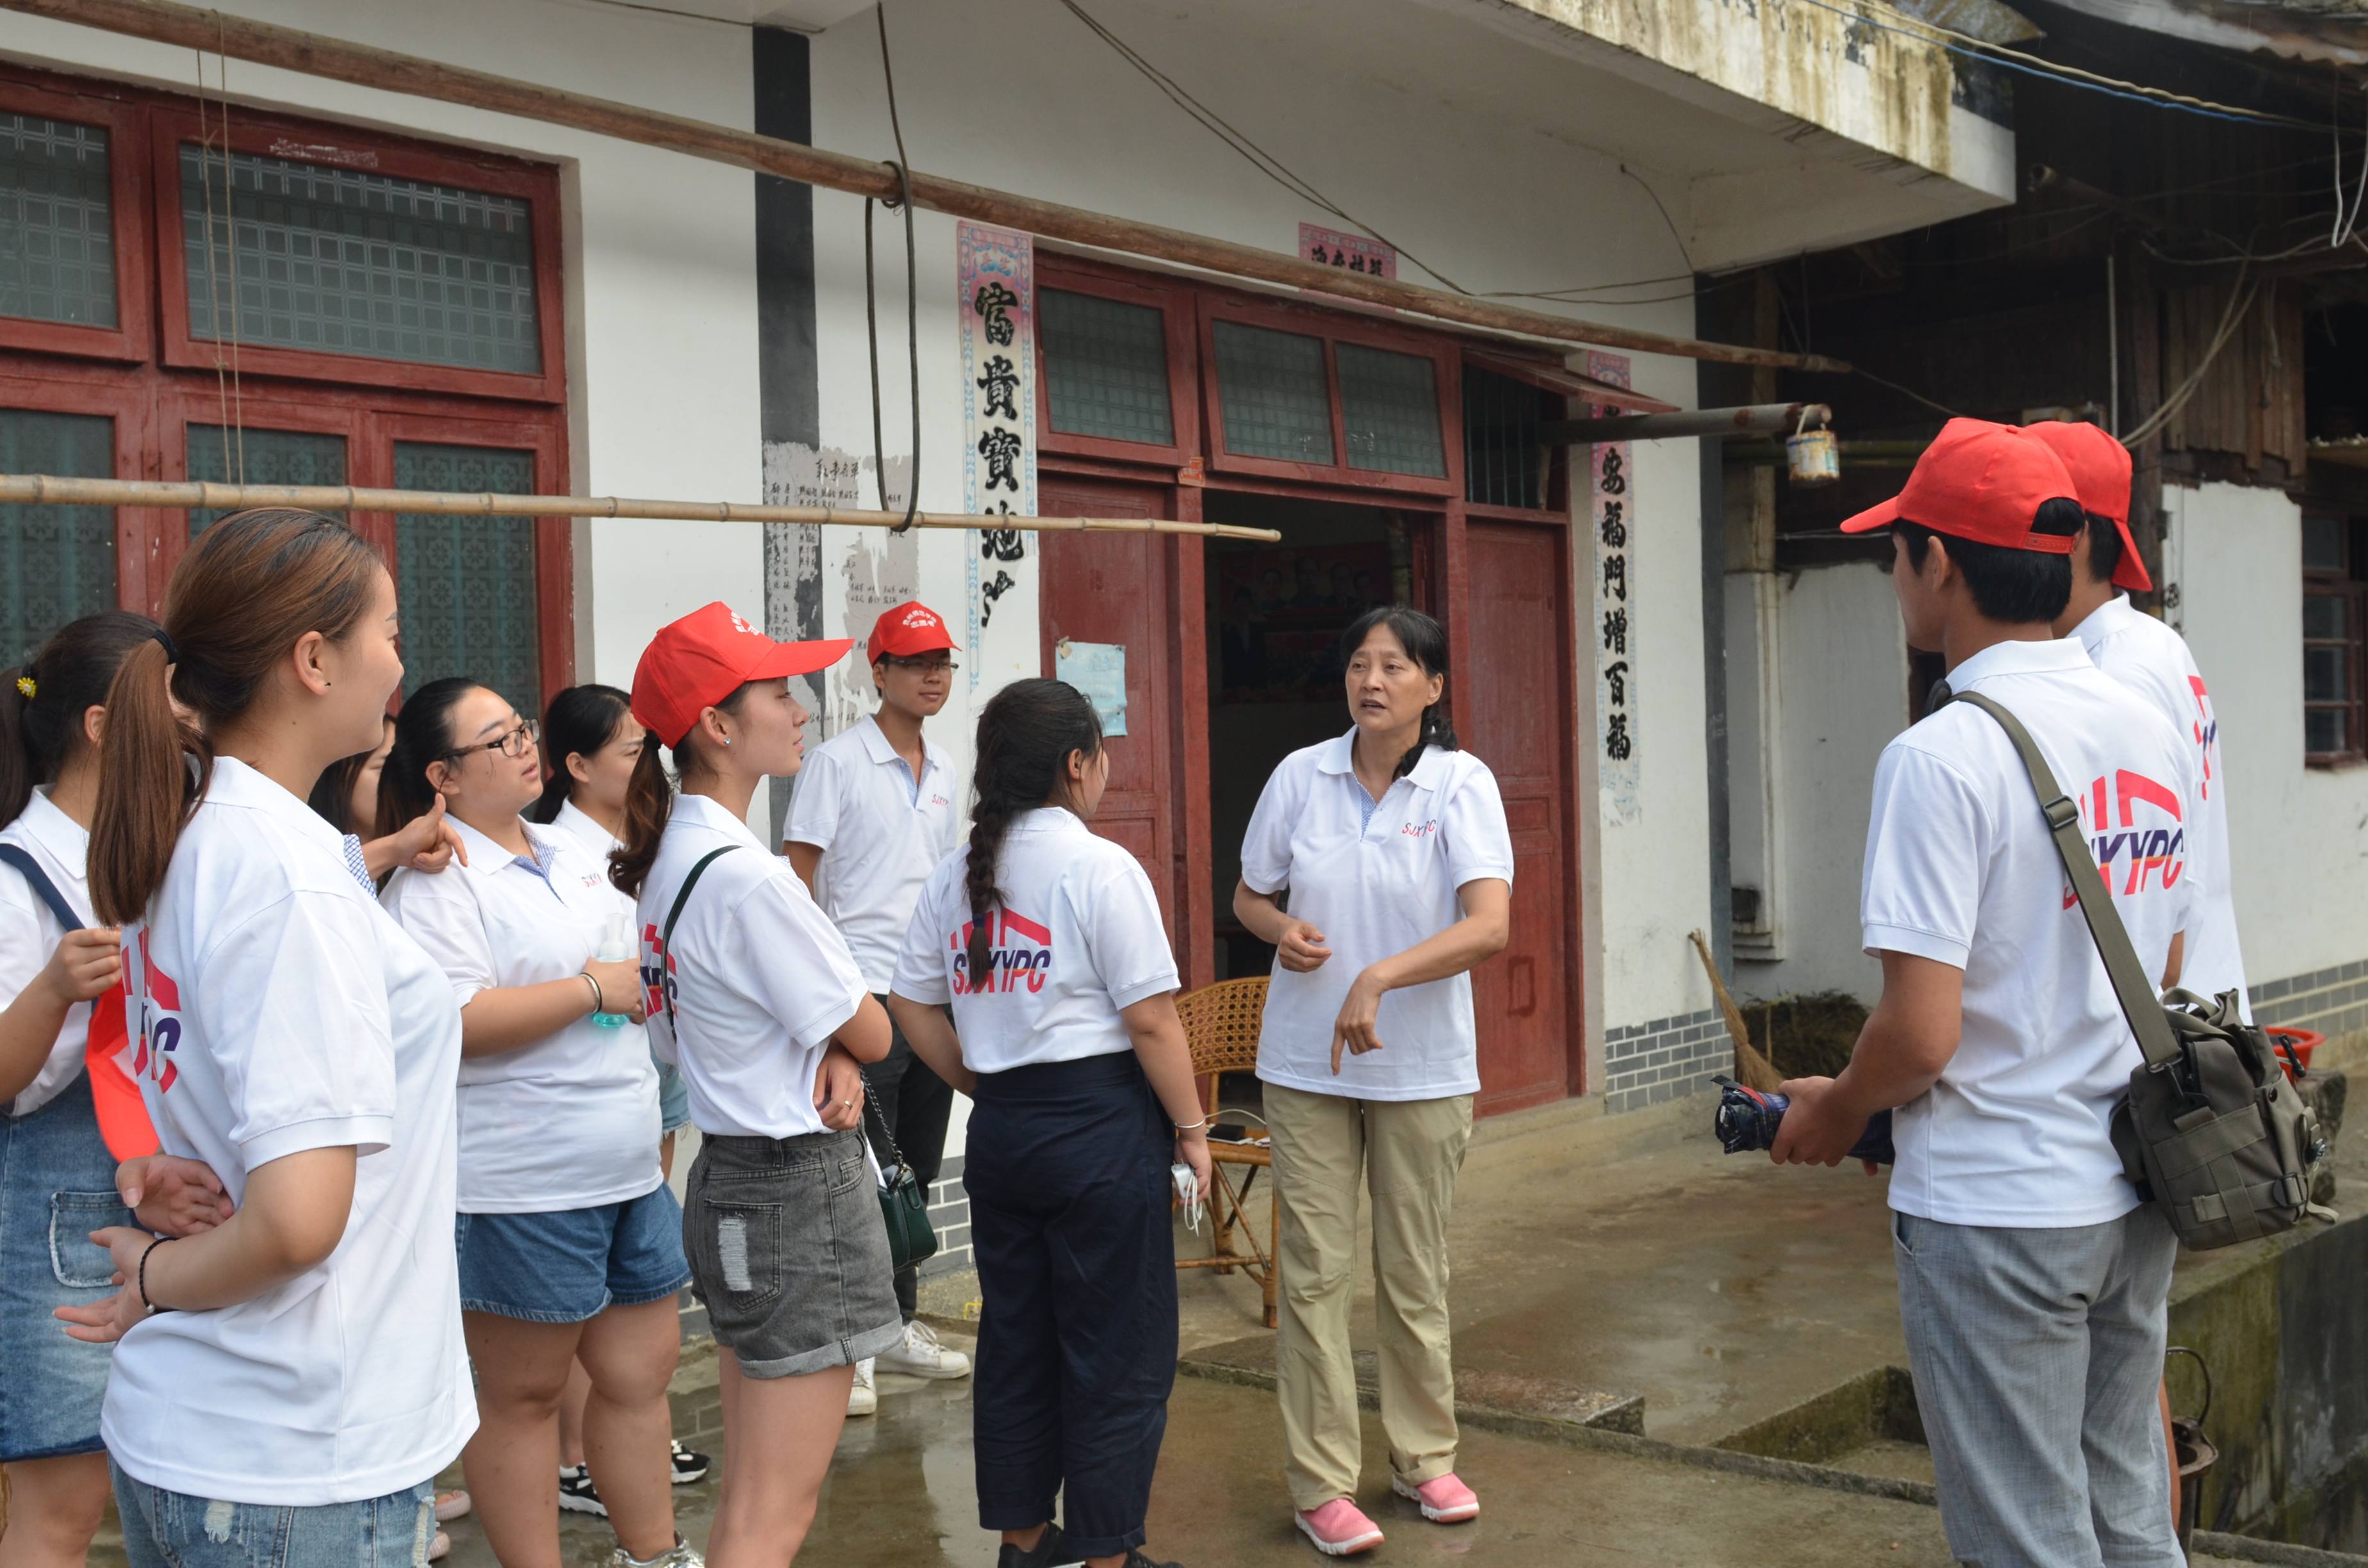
[1392,1471,1479,1523]
[1295,1498,1385,1556]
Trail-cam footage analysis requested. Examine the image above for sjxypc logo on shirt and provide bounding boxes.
[2071,769,2186,908]
[952,909,1052,995]
[2187,676,2221,801]
[131,927,185,1094]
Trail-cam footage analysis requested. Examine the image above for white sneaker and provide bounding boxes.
[847,1357,877,1417]
[875,1319,972,1380]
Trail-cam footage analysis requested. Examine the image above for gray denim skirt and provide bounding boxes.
[682,1125,904,1378]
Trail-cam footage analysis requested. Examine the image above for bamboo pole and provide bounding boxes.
[0,0,1850,375]
[0,475,1285,541]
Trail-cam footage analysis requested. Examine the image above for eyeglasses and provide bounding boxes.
[444,717,539,764]
[881,655,958,673]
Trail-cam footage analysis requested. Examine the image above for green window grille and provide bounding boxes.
[1338,343,1445,478]
[183,145,540,373]
[187,425,347,533]
[1040,288,1172,445]
[0,115,115,327]
[393,442,539,707]
[1463,363,1553,508]
[1213,320,1332,464]
[0,410,114,665]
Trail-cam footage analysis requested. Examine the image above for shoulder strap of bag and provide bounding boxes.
[1948,689,2184,1071]
[0,842,83,933]
[657,845,737,1029]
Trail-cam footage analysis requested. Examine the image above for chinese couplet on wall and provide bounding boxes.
[1298,222,1397,279]
[1589,350,1641,826]
[958,220,1036,690]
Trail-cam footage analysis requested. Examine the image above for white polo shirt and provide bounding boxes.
[637,791,870,1139]
[1239,734,1515,1102]
[785,714,960,992]
[2070,592,2246,1015]
[101,757,475,1505]
[0,788,95,1116]
[1862,638,2199,1228]
[891,806,1178,1074]
[382,815,660,1214]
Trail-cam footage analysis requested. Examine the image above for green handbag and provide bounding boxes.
[861,1066,939,1273]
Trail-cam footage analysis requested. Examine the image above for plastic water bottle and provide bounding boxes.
[591,912,634,1029]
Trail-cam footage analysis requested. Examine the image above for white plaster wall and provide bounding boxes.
[0,0,767,693]
[1731,560,1906,1006]
[2166,481,2368,984]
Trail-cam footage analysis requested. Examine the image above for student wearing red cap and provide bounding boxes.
[2027,418,2249,1018]
[609,603,897,1568]
[784,601,970,1413]
[1771,421,2194,1568]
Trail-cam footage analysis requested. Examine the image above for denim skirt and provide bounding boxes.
[0,1070,135,1460]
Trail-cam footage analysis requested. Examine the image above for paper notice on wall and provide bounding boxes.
[1056,640,1128,736]
[823,526,921,739]
[959,220,1036,693]
[1589,351,1641,827]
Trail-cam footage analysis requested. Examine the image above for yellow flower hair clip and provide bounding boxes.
[12,674,31,699]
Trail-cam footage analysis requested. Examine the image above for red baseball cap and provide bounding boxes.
[631,601,851,747]
[2019,419,2151,592]
[867,600,960,664]
[1841,419,2080,555]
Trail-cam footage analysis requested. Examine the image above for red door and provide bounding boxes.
[1461,520,1581,1113]
[1035,471,1214,986]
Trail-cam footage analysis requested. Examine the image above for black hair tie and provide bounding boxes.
[151,628,179,664]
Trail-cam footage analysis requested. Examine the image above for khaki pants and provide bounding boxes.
[1264,1082,1473,1510]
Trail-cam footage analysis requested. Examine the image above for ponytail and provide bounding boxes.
[92,509,384,925]
[964,678,1103,984]
[0,610,160,826]
[1338,604,1457,780]
[609,735,673,899]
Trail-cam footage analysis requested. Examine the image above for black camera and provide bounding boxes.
[1713,1074,1895,1165]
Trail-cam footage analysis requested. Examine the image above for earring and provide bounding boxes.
[722,737,732,746]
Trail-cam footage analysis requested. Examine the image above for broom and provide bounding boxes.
[1689,929,1784,1093]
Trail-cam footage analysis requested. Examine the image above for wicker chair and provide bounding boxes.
[1174,975,1278,1328]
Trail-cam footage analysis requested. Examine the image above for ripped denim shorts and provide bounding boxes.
[682,1125,901,1378]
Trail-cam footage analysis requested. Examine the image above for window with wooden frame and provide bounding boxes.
[2302,514,2366,765]
[0,63,570,708]
[1034,261,1199,470]
[1196,294,1459,498]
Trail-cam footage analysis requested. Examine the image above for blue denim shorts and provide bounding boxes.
[113,1462,433,1568]
[1,1071,135,1462]
[454,1183,691,1325]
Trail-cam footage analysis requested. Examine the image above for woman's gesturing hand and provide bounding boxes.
[42,926,122,1005]
[1329,966,1390,1075]
[365,793,471,878]
[53,1227,163,1343]
[119,1154,234,1236]
[1274,919,1332,974]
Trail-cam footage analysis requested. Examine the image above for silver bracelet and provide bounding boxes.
[1173,1115,1210,1132]
[577,971,604,1016]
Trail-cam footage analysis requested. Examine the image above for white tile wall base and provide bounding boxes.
[920,1154,970,1279]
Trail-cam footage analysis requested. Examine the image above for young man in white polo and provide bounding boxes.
[786,601,973,1416]
[2028,417,2249,1017]
[1773,420,2197,1568]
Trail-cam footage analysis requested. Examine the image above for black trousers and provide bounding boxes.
[966,1050,1178,1560]
[859,994,957,1319]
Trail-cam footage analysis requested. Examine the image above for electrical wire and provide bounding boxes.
[2119,275,2258,450]
[1053,0,1473,294]
[1852,365,1965,420]
[1784,0,2322,130]
[867,4,917,535]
